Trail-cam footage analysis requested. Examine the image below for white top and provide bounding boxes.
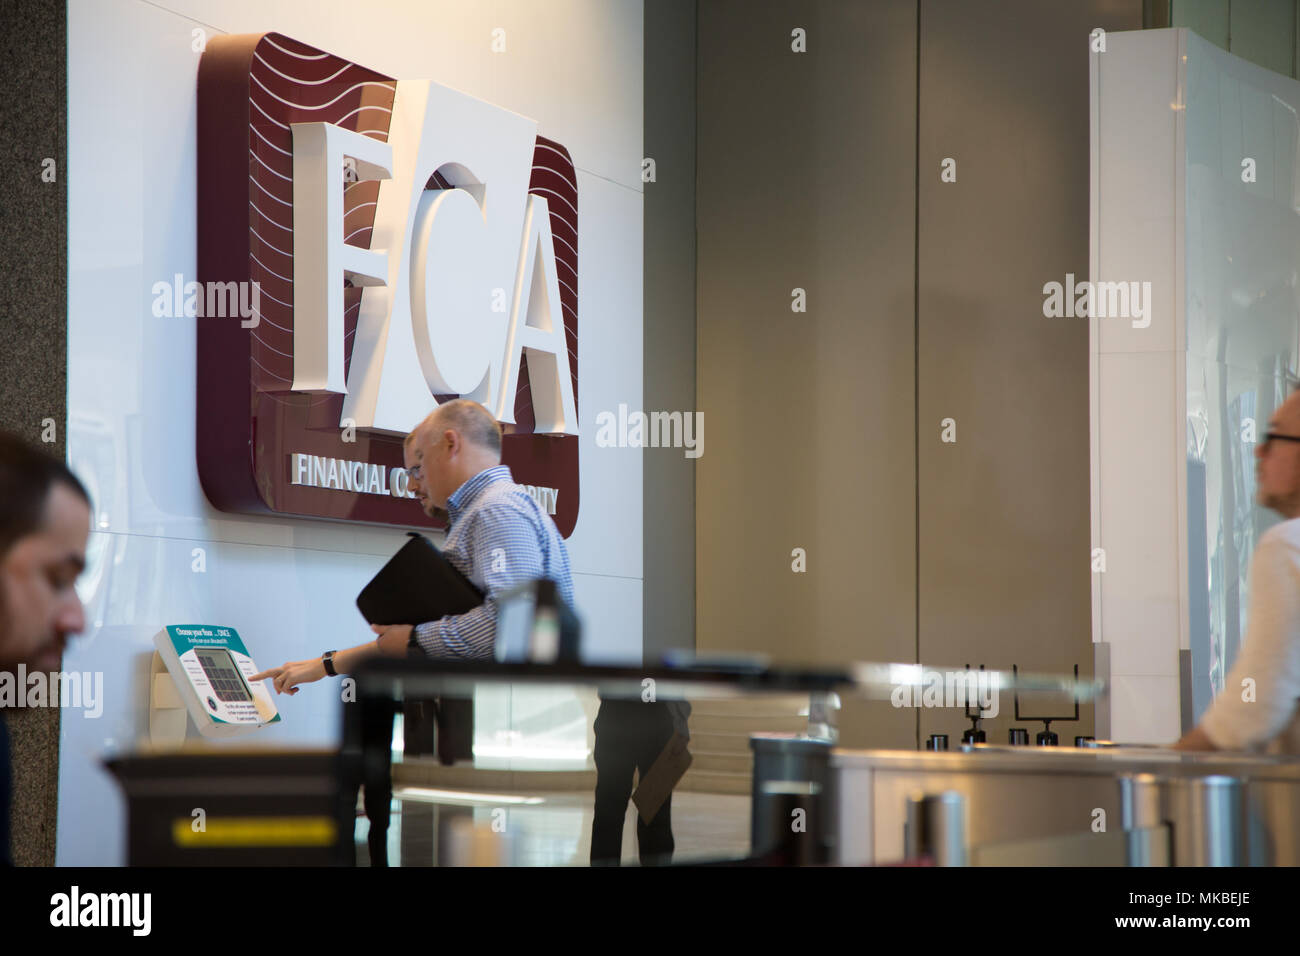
[1201,517,1300,753]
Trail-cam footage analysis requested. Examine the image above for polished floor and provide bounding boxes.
[355,788,751,866]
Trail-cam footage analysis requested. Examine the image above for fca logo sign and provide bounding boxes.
[197,32,580,535]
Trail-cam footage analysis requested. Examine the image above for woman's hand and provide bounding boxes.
[249,657,327,695]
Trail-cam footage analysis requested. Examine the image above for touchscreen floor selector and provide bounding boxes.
[194,647,254,704]
[152,625,280,738]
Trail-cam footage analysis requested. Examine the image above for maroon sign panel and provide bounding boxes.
[196,33,579,535]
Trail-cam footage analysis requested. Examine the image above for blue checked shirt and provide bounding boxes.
[413,465,575,660]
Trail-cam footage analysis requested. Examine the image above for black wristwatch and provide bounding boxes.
[322,650,337,676]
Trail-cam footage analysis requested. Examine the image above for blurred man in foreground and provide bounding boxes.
[0,433,91,864]
[1176,389,1300,753]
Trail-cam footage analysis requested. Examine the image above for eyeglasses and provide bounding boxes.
[1263,432,1300,447]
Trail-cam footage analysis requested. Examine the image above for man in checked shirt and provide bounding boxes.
[254,399,575,692]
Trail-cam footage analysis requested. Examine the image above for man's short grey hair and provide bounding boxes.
[409,399,502,456]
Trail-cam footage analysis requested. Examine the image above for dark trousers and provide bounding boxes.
[590,699,675,866]
[403,697,474,765]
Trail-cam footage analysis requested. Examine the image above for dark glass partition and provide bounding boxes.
[341,659,850,866]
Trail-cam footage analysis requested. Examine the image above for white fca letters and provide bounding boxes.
[291,80,577,436]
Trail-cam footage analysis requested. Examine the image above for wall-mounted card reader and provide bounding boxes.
[151,625,280,744]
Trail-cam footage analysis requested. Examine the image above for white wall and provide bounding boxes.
[1091,28,1300,743]
[62,0,643,865]
[1090,28,1186,744]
